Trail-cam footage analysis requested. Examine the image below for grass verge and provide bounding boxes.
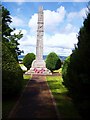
[46,69,81,119]
[2,74,31,119]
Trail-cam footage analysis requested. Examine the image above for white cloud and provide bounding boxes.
[43,46,72,56]
[61,23,77,33]
[20,6,79,56]
[11,29,27,35]
[19,36,36,55]
[79,7,88,18]
[28,13,38,34]
[18,31,78,56]
[28,5,86,35]
[67,7,88,21]
[44,32,78,50]
[11,5,87,56]
[28,6,66,34]
[45,6,66,26]
[10,16,26,27]
[20,35,36,46]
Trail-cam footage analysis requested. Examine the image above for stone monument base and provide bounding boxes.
[25,59,52,75]
[25,67,52,75]
[31,59,46,68]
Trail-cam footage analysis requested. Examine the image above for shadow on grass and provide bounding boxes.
[2,74,31,119]
[46,76,82,119]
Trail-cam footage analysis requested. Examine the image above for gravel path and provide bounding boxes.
[8,75,60,120]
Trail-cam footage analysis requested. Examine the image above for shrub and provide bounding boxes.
[2,43,23,98]
[62,56,70,84]
[62,7,90,118]
[23,53,35,70]
[46,52,61,72]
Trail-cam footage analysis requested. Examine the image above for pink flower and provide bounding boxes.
[33,68,45,73]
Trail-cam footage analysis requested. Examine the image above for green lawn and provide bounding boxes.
[2,74,31,119]
[46,69,81,119]
[19,63,27,71]
[23,74,31,85]
[3,67,81,119]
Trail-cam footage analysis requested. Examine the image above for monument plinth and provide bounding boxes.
[25,6,52,75]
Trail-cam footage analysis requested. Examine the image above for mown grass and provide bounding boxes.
[46,68,81,119]
[2,74,31,119]
[19,63,27,72]
[19,63,24,67]
[23,74,31,87]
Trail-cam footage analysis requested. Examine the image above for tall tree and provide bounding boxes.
[2,6,13,37]
[62,3,90,119]
[2,5,24,61]
[2,5,23,99]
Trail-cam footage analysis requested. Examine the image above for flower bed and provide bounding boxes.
[34,68,45,74]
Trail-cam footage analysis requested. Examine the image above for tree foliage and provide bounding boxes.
[2,5,24,98]
[23,53,36,70]
[62,4,90,118]
[2,6,13,37]
[2,42,23,97]
[2,5,23,61]
[46,52,61,72]
[62,56,70,85]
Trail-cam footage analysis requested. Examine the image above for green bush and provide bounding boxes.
[23,53,35,70]
[62,7,90,118]
[2,43,23,97]
[62,56,70,84]
[46,52,61,72]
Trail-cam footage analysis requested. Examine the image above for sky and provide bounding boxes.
[2,0,89,56]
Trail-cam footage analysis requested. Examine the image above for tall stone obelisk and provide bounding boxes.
[25,6,52,75]
[31,6,46,68]
[36,6,44,61]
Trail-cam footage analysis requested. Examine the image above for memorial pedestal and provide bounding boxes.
[25,60,52,75]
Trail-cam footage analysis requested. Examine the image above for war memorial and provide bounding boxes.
[25,6,52,75]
